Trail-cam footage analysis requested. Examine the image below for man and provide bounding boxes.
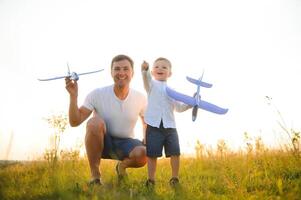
[65,54,147,185]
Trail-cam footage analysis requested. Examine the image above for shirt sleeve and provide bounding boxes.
[173,100,192,112]
[141,69,152,93]
[82,90,95,111]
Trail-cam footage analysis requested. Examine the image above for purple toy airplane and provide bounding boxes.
[166,73,228,121]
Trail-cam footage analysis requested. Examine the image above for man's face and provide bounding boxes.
[111,59,133,88]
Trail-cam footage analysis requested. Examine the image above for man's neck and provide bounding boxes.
[114,85,130,100]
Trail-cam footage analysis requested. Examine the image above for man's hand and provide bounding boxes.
[65,77,78,98]
[141,61,149,71]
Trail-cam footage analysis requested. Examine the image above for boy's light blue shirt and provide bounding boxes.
[142,70,190,128]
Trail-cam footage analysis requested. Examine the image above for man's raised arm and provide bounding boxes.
[65,78,92,126]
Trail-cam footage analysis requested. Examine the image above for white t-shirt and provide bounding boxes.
[142,70,190,128]
[83,85,147,138]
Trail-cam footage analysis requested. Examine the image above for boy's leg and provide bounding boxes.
[164,128,180,180]
[145,125,164,182]
[170,155,180,178]
[147,157,157,181]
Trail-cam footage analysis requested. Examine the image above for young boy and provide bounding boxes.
[141,57,191,187]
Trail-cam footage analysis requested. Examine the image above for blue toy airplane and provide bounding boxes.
[38,63,104,81]
[166,73,228,121]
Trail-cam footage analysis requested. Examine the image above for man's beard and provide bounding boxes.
[115,80,127,89]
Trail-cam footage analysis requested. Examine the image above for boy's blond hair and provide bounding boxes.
[154,57,172,69]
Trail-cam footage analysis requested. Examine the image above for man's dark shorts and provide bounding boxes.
[102,133,143,160]
[146,123,180,158]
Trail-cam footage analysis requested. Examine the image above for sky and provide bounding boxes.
[0,0,301,160]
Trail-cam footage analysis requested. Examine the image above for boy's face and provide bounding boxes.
[151,60,171,81]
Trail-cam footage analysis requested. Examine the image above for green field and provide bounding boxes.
[0,149,300,200]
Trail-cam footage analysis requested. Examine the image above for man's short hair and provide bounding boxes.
[111,54,134,69]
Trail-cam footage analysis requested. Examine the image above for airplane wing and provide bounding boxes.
[166,87,197,106]
[77,69,104,76]
[38,75,68,81]
[186,76,212,88]
[198,99,228,114]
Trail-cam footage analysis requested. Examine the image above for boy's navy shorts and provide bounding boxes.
[101,133,143,160]
[146,123,180,158]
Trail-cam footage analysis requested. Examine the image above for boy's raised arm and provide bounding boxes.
[141,61,152,92]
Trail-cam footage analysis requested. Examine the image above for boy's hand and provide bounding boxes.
[141,61,149,71]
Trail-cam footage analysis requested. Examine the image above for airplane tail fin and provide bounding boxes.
[186,76,212,88]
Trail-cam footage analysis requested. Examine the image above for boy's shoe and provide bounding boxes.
[88,178,103,186]
[145,179,155,188]
[115,161,127,181]
[169,177,180,188]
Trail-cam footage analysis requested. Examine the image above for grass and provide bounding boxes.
[0,149,300,200]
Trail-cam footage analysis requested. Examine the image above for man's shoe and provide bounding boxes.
[169,177,180,188]
[115,162,127,181]
[88,178,103,186]
[145,179,155,188]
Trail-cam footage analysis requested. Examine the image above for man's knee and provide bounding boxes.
[86,117,106,137]
[130,146,147,167]
[136,155,147,167]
